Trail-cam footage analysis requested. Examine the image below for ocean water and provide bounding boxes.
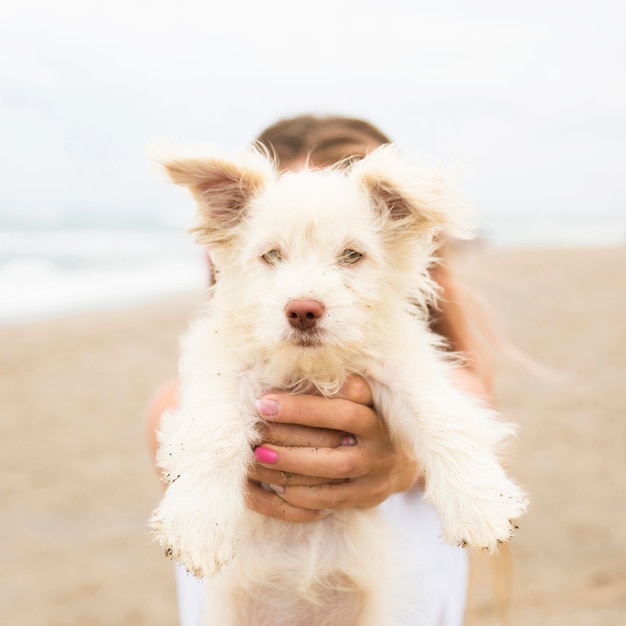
[1,213,624,324]
[0,228,207,324]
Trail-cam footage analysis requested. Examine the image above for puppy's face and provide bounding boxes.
[156,145,471,355]
[231,170,391,351]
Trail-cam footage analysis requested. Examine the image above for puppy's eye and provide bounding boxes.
[261,249,282,265]
[341,249,363,265]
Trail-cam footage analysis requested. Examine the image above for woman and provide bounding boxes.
[146,114,493,625]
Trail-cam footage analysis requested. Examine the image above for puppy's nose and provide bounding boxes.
[285,299,324,330]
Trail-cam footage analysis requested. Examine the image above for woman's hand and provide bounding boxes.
[246,375,420,523]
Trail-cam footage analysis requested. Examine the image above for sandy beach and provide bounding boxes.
[2,245,625,626]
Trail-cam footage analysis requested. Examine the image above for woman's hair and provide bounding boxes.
[255,114,392,169]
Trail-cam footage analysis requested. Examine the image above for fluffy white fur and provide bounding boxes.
[149,144,528,625]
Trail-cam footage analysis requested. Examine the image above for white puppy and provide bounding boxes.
[149,145,528,625]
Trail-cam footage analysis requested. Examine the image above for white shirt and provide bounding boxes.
[174,492,468,626]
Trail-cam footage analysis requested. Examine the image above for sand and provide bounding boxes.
[2,245,625,625]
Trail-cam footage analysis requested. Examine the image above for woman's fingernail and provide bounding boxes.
[341,435,357,446]
[269,484,286,494]
[254,446,278,464]
[255,398,280,418]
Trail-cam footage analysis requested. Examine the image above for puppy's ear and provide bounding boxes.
[350,145,474,240]
[149,142,275,245]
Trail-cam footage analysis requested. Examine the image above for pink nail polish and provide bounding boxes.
[255,398,280,417]
[254,446,278,464]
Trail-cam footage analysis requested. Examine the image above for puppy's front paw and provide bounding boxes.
[149,506,238,578]
[439,481,528,551]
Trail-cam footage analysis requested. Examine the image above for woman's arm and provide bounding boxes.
[430,253,493,401]
[145,378,179,471]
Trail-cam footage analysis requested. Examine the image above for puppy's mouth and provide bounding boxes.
[286,329,325,347]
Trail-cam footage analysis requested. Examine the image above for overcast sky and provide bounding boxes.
[1,0,625,228]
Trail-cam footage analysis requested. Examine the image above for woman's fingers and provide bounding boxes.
[256,422,346,448]
[271,478,389,511]
[336,375,374,406]
[246,375,421,516]
[257,395,363,433]
[257,379,377,437]
[249,463,347,487]
[245,480,331,523]
[253,443,367,481]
